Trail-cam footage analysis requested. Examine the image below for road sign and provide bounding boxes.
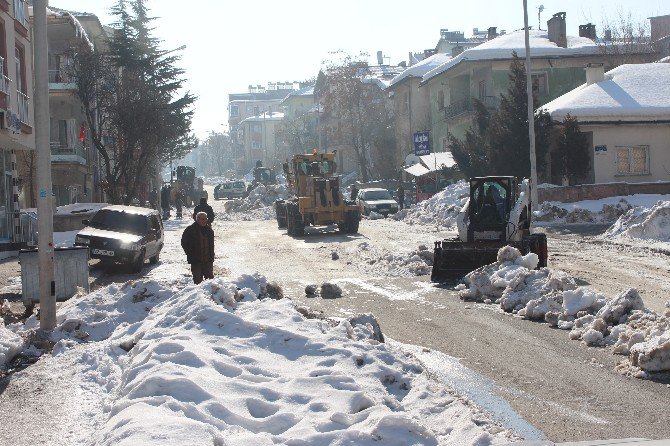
[413,131,430,156]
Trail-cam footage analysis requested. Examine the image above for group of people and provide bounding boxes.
[181,196,216,284]
[149,185,189,219]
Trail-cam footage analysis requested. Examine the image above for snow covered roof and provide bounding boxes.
[279,86,314,105]
[404,163,430,177]
[420,152,457,170]
[404,152,457,177]
[422,30,600,84]
[387,53,452,90]
[360,65,405,89]
[542,63,670,122]
[239,113,285,123]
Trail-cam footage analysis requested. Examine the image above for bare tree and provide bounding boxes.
[318,53,396,182]
[597,12,657,67]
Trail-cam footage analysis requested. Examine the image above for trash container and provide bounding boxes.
[19,246,90,305]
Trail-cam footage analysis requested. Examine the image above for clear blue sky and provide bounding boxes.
[49,0,668,140]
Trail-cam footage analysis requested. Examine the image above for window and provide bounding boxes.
[252,124,261,133]
[229,104,239,117]
[478,80,487,99]
[616,146,649,175]
[531,72,548,95]
[437,91,445,110]
[0,21,7,77]
[253,106,259,116]
[402,92,409,115]
[441,137,448,150]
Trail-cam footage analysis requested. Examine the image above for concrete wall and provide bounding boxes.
[582,124,670,184]
[538,181,670,203]
[392,77,431,165]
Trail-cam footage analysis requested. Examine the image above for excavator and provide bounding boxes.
[431,176,548,282]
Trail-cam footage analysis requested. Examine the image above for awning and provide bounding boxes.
[419,152,456,172]
[404,163,430,177]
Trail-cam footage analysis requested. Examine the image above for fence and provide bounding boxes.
[538,181,670,203]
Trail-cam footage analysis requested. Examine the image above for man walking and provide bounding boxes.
[181,211,215,284]
[193,196,215,223]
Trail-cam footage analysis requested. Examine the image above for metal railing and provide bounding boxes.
[50,141,86,160]
[48,69,73,84]
[444,97,472,119]
[0,57,8,96]
[444,96,500,120]
[16,90,29,124]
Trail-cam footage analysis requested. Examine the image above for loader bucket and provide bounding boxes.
[431,240,501,282]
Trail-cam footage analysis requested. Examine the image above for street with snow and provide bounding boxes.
[1,183,670,445]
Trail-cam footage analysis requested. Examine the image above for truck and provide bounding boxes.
[431,176,548,282]
[171,166,204,206]
[274,152,360,236]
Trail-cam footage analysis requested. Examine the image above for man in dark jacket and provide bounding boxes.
[193,196,215,223]
[181,211,215,284]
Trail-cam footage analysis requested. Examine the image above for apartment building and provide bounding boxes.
[0,0,35,254]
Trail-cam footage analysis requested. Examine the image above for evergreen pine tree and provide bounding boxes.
[448,99,491,178]
[556,114,590,185]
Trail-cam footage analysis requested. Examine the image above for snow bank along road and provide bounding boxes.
[217,214,670,443]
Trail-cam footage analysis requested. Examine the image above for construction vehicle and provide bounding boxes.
[431,176,547,282]
[248,161,277,193]
[275,152,360,236]
[171,166,204,206]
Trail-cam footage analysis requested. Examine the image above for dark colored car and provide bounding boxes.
[74,205,164,272]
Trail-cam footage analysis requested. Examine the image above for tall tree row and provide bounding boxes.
[71,0,197,204]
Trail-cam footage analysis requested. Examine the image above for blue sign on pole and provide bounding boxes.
[413,131,430,156]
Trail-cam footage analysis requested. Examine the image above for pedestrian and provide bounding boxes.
[350,184,359,201]
[397,183,405,210]
[193,196,215,223]
[149,188,158,209]
[160,185,171,219]
[175,189,184,219]
[181,211,215,284]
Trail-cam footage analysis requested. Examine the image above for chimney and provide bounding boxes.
[424,49,437,58]
[452,45,464,57]
[578,23,597,40]
[487,27,497,40]
[585,63,605,85]
[604,29,612,41]
[547,12,567,48]
[377,51,384,65]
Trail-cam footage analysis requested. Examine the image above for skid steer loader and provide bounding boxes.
[431,176,547,282]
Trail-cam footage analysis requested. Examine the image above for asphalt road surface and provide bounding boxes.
[214,215,670,443]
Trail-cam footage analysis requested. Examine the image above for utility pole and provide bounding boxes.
[523,0,539,213]
[34,0,56,330]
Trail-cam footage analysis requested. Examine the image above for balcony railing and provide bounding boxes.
[444,97,472,119]
[444,96,500,120]
[48,69,74,84]
[0,57,7,95]
[16,90,29,124]
[50,141,86,161]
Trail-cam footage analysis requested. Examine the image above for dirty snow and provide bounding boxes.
[603,200,670,251]
[394,181,469,228]
[221,183,290,221]
[457,246,670,377]
[0,316,23,368]
[7,274,517,445]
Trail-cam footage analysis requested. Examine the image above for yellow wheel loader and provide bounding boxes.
[431,176,548,282]
[275,152,360,236]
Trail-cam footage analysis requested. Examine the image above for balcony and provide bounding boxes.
[50,141,86,165]
[48,69,77,90]
[16,90,29,124]
[13,0,28,37]
[444,96,500,120]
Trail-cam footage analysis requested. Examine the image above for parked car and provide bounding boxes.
[74,205,164,272]
[356,188,399,216]
[214,180,247,200]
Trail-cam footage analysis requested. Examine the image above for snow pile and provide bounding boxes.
[0,317,23,369]
[394,181,469,228]
[604,200,670,242]
[223,184,290,220]
[349,242,434,277]
[14,276,515,445]
[534,198,632,224]
[457,246,670,376]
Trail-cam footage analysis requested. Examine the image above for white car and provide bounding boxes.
[356,188,399,216]
[214,180,246,200]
